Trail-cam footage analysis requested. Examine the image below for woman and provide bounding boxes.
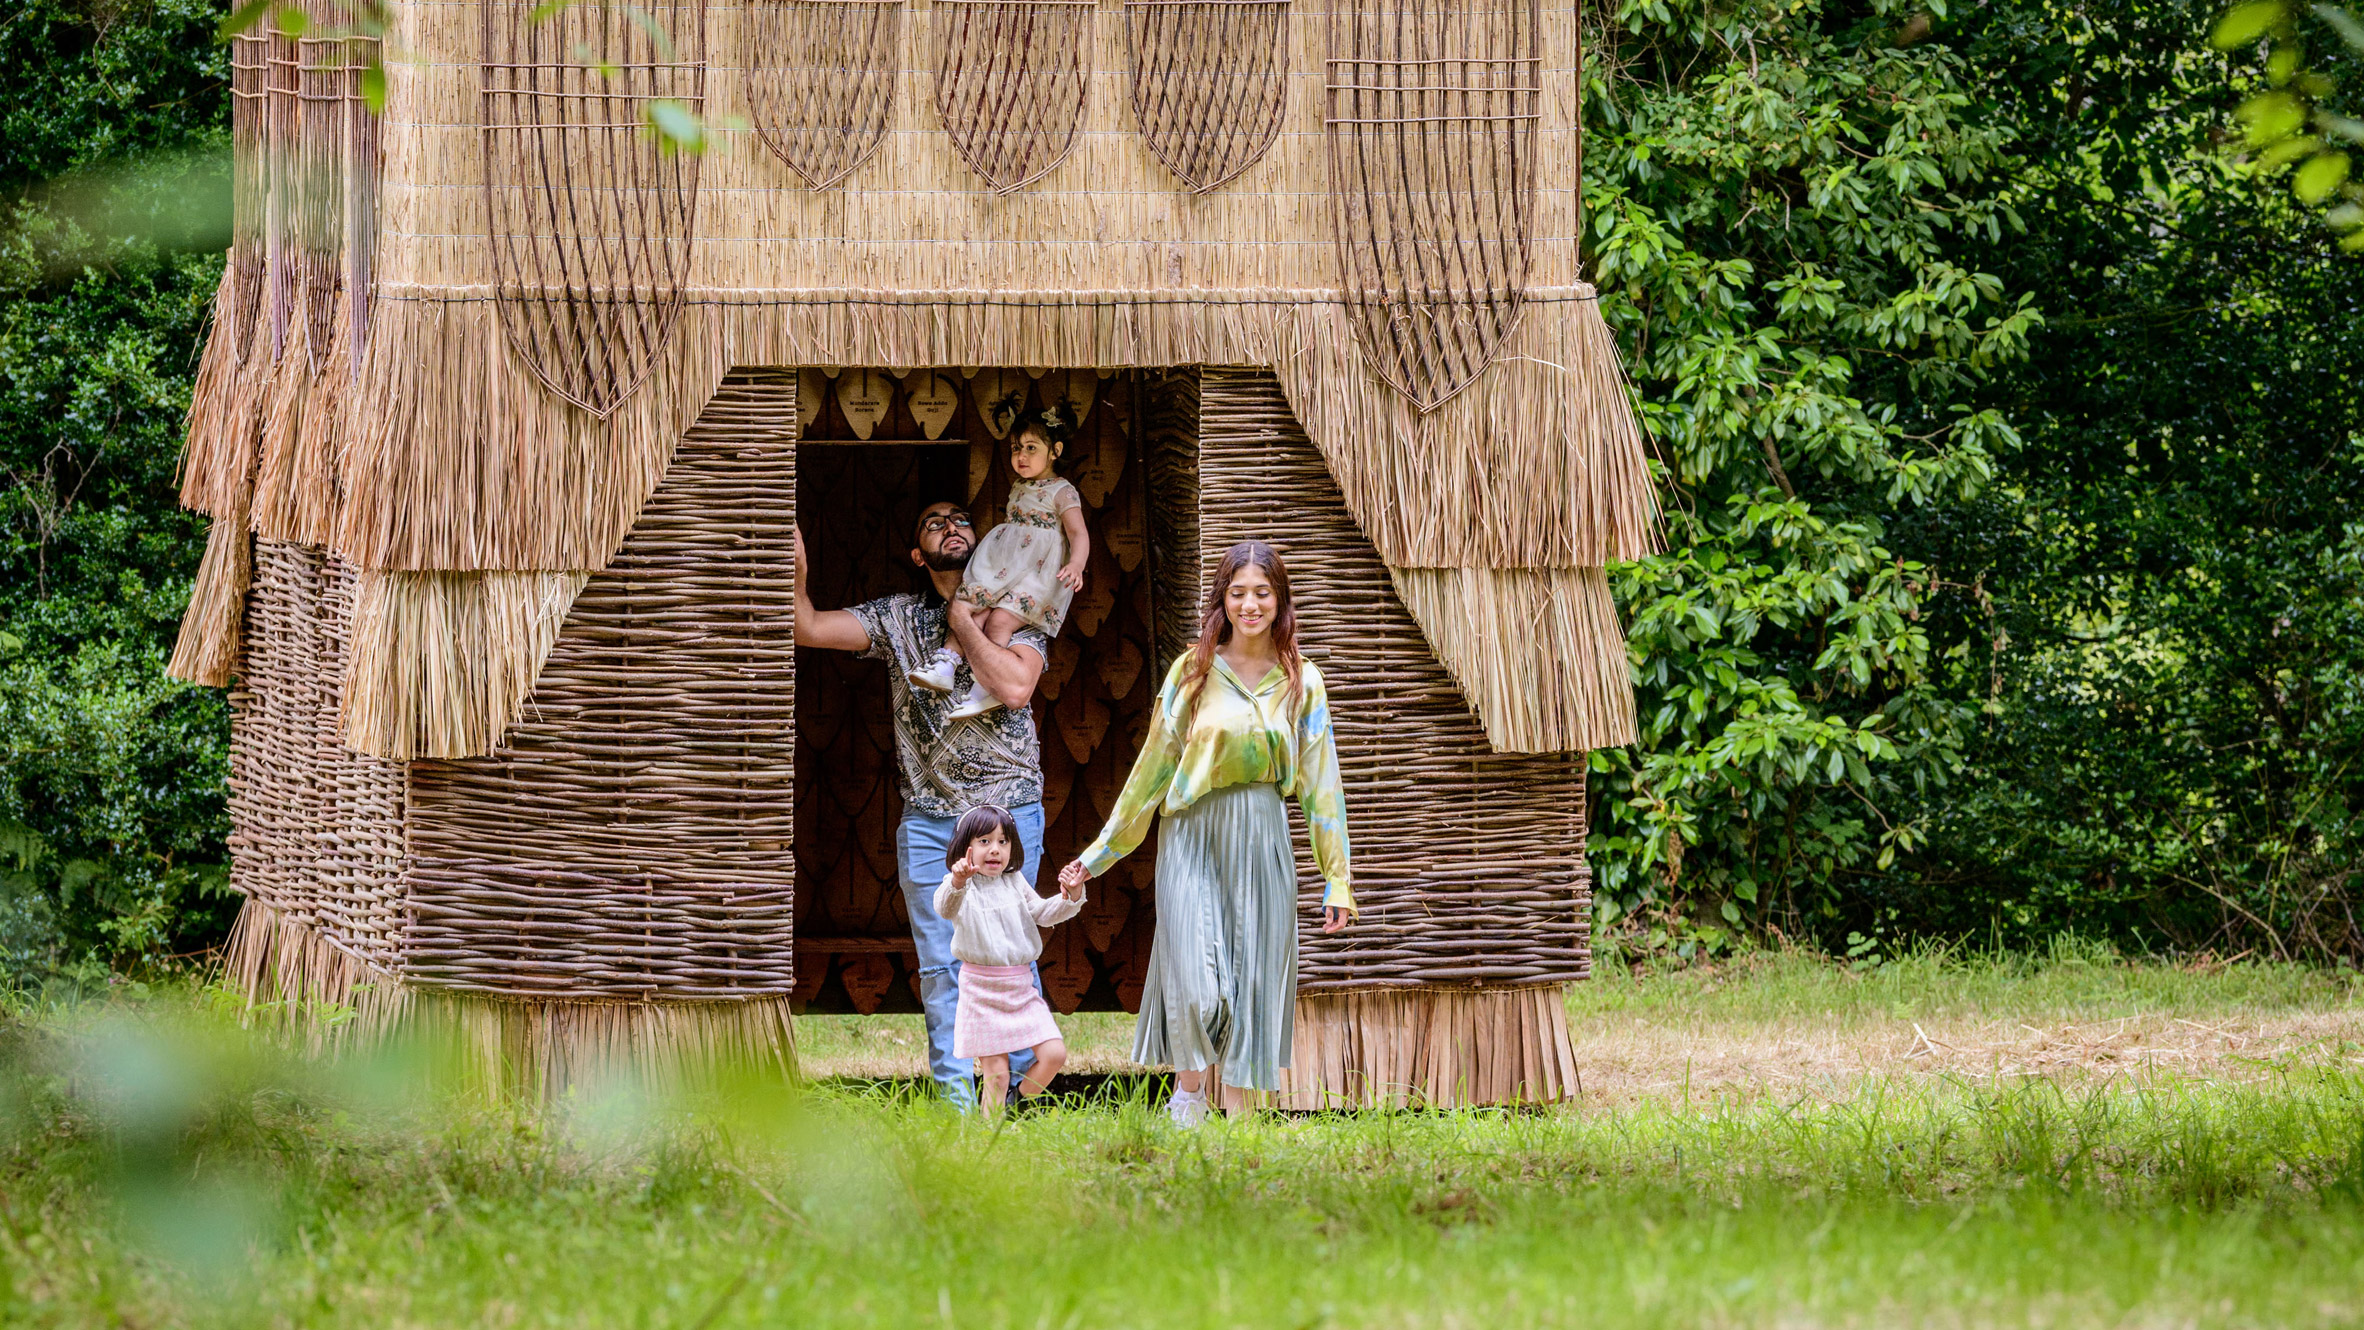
[1058,541,1353,1124]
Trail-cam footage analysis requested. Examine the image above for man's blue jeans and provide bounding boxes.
[897,801,1046,1109]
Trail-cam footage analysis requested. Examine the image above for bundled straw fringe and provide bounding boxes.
[168,509,255,687]
[224,896,403,1027]
[1277,986,1580,1109]
[334,289,1653,574]
[401,991,798,1101]
[342,568,589,759]
[225,899,798,1096]
[1390,566,1637,753]
[178,268,270,518]
[250,285,355,547]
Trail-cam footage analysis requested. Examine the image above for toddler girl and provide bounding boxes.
[910,408,1090,719]
[934,803,1086,1114]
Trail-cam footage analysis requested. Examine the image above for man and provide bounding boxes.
[793,500,1051,1109]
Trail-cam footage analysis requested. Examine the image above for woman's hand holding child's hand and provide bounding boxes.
[1056,560,1085,593]
[1057,860,1089,900]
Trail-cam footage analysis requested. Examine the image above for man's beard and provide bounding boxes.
[921,541,971,573]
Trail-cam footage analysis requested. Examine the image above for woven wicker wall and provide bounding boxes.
[227,542,408,976]
[1196,368,1591,991]
[791,368,1165,1015]
[402,371,799,1000]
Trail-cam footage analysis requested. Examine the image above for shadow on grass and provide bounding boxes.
[813,1069,1559,1118]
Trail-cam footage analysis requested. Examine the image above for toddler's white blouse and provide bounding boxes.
[933,870,1084,967]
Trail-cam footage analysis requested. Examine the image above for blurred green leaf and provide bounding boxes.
[2293,150,2352,201]
[2215,0,2289,46]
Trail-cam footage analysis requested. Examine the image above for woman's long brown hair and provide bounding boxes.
[1180,541,1302,719]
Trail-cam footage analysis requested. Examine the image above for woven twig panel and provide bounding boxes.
[1142,369,1204,680]
[225,543,408,974]
[1125,0,1291,192]
[1325,0,1541,411]
[1197,368,1589,990]
[404,371,797,1000]
[748,0,902,188]
[934,0,1095,193]
[791,371,1165,1015]
[479,0,706,416]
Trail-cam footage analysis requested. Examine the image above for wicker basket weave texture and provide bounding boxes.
[401,371,799,1000]
[227,542,408,975]
[1197,368,1591,991]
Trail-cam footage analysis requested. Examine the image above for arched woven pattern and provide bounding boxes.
[748,0,902,188]
[1124,0,1291,193]
[933,0,1095,193]
[1325,0,1541,412]
[479,0,706,416]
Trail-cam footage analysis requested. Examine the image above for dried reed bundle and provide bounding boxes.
[1391,565,1634,752]
[1281,985,1578,1107]
[178,271,268,518]
[339,288,1648,573]
[401,992,797,1099]
[223,898,407,1049]
[249,304,336,546]
[336,294,723,571]
[167,511,255,687]
[341,568,588,759]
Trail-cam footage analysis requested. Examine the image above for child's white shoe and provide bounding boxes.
[946,679,1003,720]
[1166,1087,1207,1128]
[907,648,960,694]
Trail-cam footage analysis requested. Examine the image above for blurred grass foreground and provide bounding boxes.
[4,948,2363,1328]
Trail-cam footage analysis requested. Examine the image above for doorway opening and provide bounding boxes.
[791,368,1199,1015]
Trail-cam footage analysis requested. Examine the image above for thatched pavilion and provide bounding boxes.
[170,0,1656,1103]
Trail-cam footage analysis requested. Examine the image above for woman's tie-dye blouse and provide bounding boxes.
[1078,652,1355,912]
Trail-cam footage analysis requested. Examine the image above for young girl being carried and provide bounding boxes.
[934,803,1086,1115]
[909,408,1090,719]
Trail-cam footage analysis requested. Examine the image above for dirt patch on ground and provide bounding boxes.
[1566,1007,2364,1107]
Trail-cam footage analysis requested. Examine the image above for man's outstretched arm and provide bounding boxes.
[794,524,872,652]
[946,600,1045,709]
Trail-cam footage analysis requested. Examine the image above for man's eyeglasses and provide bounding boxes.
[920,513,974,536]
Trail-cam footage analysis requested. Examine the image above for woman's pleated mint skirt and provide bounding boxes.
[1133,782,1298,1091]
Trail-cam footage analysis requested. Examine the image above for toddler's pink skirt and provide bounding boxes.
[954,963,1060,1058]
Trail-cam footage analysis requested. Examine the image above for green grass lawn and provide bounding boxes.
[6,950,2362,1328]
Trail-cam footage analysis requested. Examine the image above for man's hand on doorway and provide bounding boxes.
[945,600,1045,710]
[791,522,872,652]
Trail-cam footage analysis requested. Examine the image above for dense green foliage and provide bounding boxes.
[0,0,2358,979]
[1588,0,2364,963]
[0,0,234,980]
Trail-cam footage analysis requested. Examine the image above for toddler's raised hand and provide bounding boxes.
[949,853,976,887]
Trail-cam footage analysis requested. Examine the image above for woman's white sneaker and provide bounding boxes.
[1167,1088,1208,1128]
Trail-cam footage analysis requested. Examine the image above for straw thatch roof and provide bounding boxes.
[174,0,1656,756]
